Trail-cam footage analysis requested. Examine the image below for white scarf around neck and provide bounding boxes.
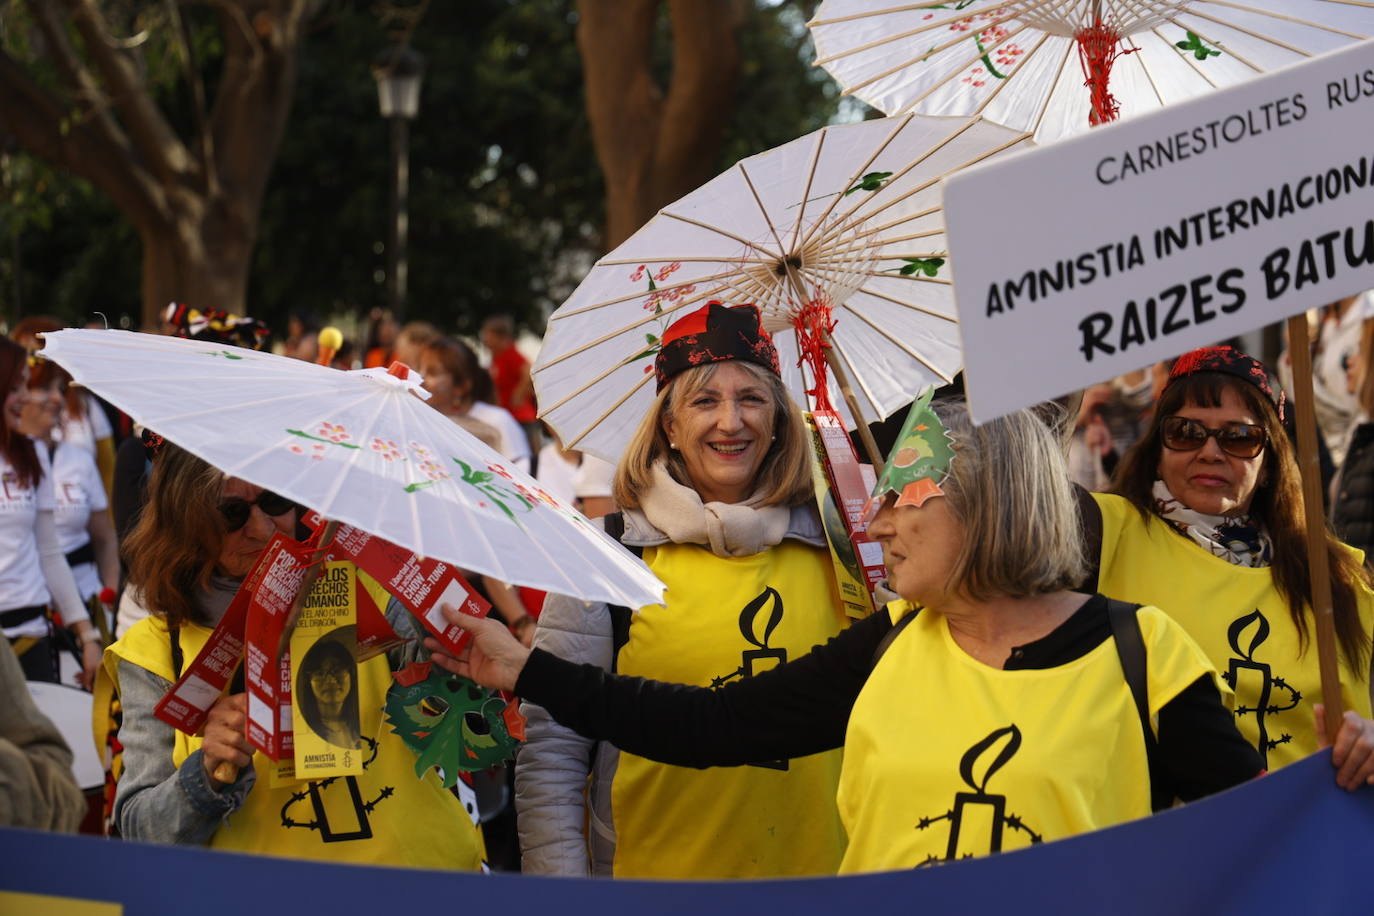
[637,462,792,558]
[1151,479,1272,568]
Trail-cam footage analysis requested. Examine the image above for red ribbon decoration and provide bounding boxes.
[792,298,837,414]
[1074,18,1137,127]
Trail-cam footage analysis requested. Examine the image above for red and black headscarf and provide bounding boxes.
[1166,345,1285,421]
[653,302,780,392]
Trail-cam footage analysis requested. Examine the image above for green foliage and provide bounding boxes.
[0,152,140,328]
[5,0,838,338]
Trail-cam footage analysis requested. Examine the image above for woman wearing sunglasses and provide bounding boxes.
[102,442,485,869]
[1091,345,1374,788]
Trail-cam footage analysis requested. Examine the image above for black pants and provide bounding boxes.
[15,633,60,683]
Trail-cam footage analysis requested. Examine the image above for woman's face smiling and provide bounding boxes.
[1156,385,1267,517]
[662,362,775,505]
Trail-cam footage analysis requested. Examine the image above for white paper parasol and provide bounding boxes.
[533,113,1032,464]
[809,1,1372,143]
[38,329,665,609]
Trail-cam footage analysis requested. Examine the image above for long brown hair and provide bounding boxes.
[1112,372,1371,672]
[123,443,230,627]
[0,338,41,488]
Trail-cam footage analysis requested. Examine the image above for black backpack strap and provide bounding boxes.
[1106,598,1170,813]
[871,608,920,670]
[601,512,640,672]
[1074,484,1104,595]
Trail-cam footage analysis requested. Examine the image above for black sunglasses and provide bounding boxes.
[218,490,297,532]
[1160,415,1267,459]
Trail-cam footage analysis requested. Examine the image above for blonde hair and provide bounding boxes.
[937,400,1087,600]
[613,361,813,509]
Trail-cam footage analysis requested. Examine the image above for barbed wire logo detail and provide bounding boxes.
[1220,608,1300,768]
[280,736,393,842]
[914,724,1040,865]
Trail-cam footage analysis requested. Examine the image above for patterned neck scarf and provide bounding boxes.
[1151,479,1272,568]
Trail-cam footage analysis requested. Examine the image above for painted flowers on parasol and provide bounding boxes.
[533,113,1032,464]
[37,329,665,609]
[809,1,1372,143]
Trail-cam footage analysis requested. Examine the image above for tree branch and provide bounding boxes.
[208,1,309,207]
[24,1,132,158]
[61,0,194,186]
[576,0,662,247]
[0,48,165,229]
[165,0,218,196]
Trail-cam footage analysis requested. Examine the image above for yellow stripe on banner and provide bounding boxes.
[0,890,122,915]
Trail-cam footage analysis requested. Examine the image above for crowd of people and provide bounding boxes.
[3,293,1374,881]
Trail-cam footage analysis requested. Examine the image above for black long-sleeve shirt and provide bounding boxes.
[516,594,1263,804]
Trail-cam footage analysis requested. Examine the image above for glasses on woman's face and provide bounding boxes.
[1160,415,1267,459]
[309,664,350,685]
[217,490,296,532]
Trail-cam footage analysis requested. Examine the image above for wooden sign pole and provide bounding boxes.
[1284,314,1344,740]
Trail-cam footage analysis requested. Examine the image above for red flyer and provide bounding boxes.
[242,535,313,760]
[812,409,887,595]
[152,538,280,735]
[303,513,491,654]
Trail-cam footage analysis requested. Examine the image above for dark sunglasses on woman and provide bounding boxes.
[218,490,297,532]
[1160,415,1267,459]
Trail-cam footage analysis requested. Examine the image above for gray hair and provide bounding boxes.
[937,400,1087,600]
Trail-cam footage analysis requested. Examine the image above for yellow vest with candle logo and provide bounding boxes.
[836,600,1214,874]
[611,539,850,878]
[1094,493,1374,770]
[102,616,485,870]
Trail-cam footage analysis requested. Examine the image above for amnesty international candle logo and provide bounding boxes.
[290,562,363,778]
[1221,608,1300,768]
[914,724,1041,866]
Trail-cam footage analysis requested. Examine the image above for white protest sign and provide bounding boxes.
[945,39,1374,423]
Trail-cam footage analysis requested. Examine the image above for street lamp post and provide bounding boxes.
[372,44,424,318]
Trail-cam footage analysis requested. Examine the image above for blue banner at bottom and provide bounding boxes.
[2,751,1372,915]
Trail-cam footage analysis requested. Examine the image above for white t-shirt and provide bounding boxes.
[468,400,532,473]
[0,442,56,637]
[535,445,580,507]
[573,454,616,500]
[56,393,113,456]
[50,442,107,601]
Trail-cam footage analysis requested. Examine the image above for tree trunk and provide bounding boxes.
[0,0,309,329]
[138,203,256,328]
[577,0,743,249]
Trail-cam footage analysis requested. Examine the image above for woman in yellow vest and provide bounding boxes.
[517,301,851,878]
[434,398,1263,873]
[101,441,484,869]
[1091,345,1374,788]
